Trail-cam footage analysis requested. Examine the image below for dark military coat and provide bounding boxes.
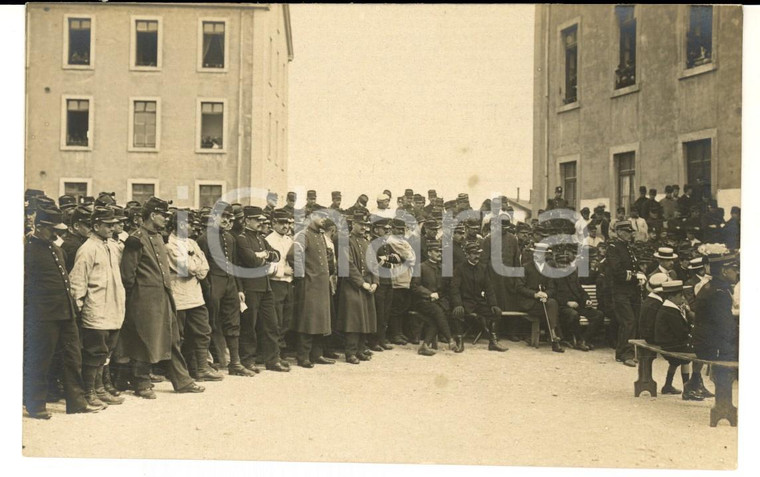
[288,226,331,335]
[24,234,77,322]
[337,232,378,333]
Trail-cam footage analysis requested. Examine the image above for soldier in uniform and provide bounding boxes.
[606,220,647,367]
[337,212,378,364]
[119,197,205,398]
[283,192,297,216]
[546,186,568,211]
[24,206,105,419]
[345,194,370,216]
[367,216,398,351]
[411,240,455,355]
[288,208,334,368]
[481,213,522,341]
[329,191,343,214]
[61,205,92,272]
[266,209,295,352]
[236,206,290,372]
[197,202,256,377]
[304,190,324,217]
[264,191,278,216]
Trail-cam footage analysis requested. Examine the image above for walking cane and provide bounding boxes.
[538,284,558,343]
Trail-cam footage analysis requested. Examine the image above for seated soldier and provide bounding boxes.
[554,249,604,351]
[653,280,702,400]
[514,243,565,353]
[410,240,455,356]
[450,243,507,352]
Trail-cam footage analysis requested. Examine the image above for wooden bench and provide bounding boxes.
[579,283,611,326]
[462,311,535,347]
[629,339,738,427]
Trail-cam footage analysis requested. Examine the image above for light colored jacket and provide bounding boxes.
[266,230,294,283]
[69,236,126,330]
[166,234,209,310]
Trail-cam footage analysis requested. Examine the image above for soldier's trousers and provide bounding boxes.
[241,290,281,366]
[206,274,241,367]
[559,306,604,343]
[270,280,293,346]
[415,301,453,344]
[297,333,324,363]
[369,283,393,346]
[389,287,412,339]
[613,288,641,361]
[23,318,88,413]
[131,339,194,392]
[344,333,367,358]
[177,305,213,373]
[81,328,120,367]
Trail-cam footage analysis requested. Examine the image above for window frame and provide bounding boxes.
[679,5,719,79]
[610,5,641,98]
[195,180,227,209]
[557,17,581,112]
[556,154,580,210]
[128,97,161,152]
[127,179,160,203]
[129,15,163,71]
[197,17,229,73]
[678,128,718,198]
[59,177,92,200]
[60,94,94,151]
[608,142,640,215]
[196,98,228,154]
[62,14,95,70]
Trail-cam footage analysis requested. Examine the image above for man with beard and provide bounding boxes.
[288,208,334,368]
[411,240,455,355]
[367,216,398,351]
[118,197,205,398]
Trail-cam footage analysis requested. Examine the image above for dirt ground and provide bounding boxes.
[21,339,737,469]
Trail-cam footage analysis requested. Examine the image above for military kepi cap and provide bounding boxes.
[614,219,634,232]
[91,206,120,224]
[36,206,69,230]
[144,196,171,215]
[243,205,266,219]
[307,190,317,199]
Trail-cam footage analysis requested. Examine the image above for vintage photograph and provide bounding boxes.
[17,2,749,472]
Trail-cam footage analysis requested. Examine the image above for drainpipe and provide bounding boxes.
[543,5,551,209]
[235,9,244,199]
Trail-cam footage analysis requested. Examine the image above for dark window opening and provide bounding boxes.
[64,182,88,202]
[131,183,155,205]
[199,185,222,208]
[66,99,89,147]
[686,6,713,68]
[135,20,158,67]
[200,102,224,149]
[133,101,157,148]
[615,5,636,89]
[560,161,577,208]
[562,25,578,104]
[202,22,225,68]
[685,139,712,202]
[68,18,91,65]
[615,152,636,214]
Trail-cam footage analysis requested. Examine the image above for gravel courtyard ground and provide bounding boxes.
[21,339,737,469]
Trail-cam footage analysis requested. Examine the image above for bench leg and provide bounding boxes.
[634,355,657,397]
[530,320,540,348]
[473,330,483,345]
[710,367,737,427]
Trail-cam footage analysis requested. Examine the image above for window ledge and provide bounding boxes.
[128,147,160,153]
[130,66,162,72]
[197,67,229,74]
[679,62,717,80]
[63,65,94,71]
[61,146,92,152]
[611,83,639,98]
[196,149,227,155]
[557,101,580,114]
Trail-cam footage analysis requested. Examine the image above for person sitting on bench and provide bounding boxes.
[554,248,604,351]
[410,240,455,355]
[653,280,702,401]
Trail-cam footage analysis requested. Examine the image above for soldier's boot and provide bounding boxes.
[417,342,436,356]
[226,336,256,377]
[112,362,132,392]
[194,348,224,382]
[454,335,465,353]
[95,366,125,405]
[83,365,107,408]
[101,364,121,396]
[487,320,508,352]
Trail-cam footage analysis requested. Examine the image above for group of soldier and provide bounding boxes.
[23,185,739,419]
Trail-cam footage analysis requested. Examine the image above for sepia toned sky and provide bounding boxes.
[286,4,535,208]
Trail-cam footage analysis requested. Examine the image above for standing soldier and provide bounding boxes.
[546,186,568,211]
[24,206,105,419]
[264,191,278,216]
[165,210,223,382]
[329,191,343,214]
[119,197,205,398]
[236,206,290,372]
[266,209,295,352]
[288,208,334,368]
[69,207,127,407]
[197,202,255,377]
[367,216,397,351]
[61,205,92,272]
[337,212,378,364]
[606,220,647,367]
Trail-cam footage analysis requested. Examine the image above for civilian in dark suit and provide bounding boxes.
[554,255,604,352]
[24,207,104,419]
[450,243,507,352]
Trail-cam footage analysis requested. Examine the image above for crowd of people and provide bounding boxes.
[23,184,740,420]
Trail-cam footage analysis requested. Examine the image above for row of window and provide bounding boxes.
[60,96,286,164]
[559,5,714,105]
[65,15,231,72]
[62,180,225,210]
[558,137,712,214]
